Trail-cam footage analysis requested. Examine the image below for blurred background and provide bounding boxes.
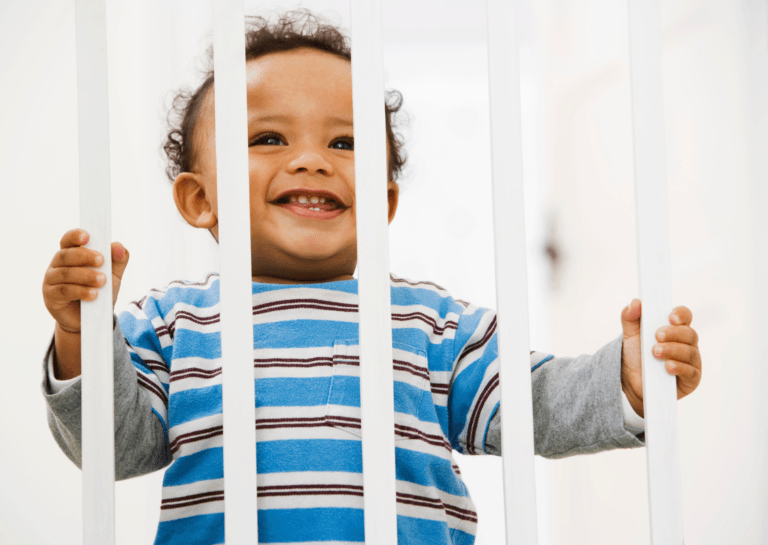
[1,0,766,543]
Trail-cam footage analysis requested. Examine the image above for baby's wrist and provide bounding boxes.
[56,322,81,336]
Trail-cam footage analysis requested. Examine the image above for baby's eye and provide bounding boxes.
[251,133,285,146]
[330,138,354,151]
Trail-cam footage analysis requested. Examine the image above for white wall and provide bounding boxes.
[0,0,765,544]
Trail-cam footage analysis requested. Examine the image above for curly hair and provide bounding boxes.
[162,9,408,186]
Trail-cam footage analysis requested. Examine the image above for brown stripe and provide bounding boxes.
[170,370,223,383]
[389,275,447,292]
[253,299,359,316]
[431,383,449,395]
[392,311,459,333]
[137,372,168,405]
[392,311,459,335]
[394,498,477,523]
[162,490,223,505]
[461,315,497,361]
[144,360,169,374]
[395,424,451,451]
[392,359,430,381]
[466,374,499,454]
[255,298,359,313]
[331,355,432,383]
[168,311,220,336]
[259,490,365,498]
[161,494,224,510]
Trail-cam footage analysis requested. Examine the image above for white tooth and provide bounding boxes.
[310,207,320,211]
[319,197,326,203]
[289,195,297,203]
[298,195,308,204]
[310,196,320,204]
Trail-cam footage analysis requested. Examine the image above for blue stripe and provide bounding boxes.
[253,278,359,295]
[164,447,224,486]
[258,439,362,473]
[259,508,364,542]
[531,354,554,372]
[173,330,221,360]
[395,448,468,497]
[449,525,478,545]
[254,320,359,348]
[169,384,222,426]
[152,509,476,545]
[170,377,334,427]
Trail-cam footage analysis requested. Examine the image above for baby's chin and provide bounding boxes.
[252,241,357,280]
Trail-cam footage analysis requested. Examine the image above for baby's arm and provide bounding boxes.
[41,319,171,479]
[484,336,645,459]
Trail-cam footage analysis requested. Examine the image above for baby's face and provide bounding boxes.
[173,47,398,283]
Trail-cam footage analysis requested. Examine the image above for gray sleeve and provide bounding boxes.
[485,335,645,458]
[41,318,172,480]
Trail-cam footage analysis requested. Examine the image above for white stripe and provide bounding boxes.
[485,0,539,543]
[74,0,115,543]
[211,0,258,542]
[350,0,398,542]
[627,1,684,543]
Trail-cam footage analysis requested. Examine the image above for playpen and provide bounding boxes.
[73,0,682,543]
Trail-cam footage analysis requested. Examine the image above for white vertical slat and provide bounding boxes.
[485,1,539,544]
[75,0,115,545]
[212,1,258,542]
[350,1,399,542]
[626,1,684,543]
[74,1,116,544]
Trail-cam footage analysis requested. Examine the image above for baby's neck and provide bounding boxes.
[251,273,355,285]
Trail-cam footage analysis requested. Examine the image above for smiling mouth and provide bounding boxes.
[273,194,344,211]
[272,194,347,220]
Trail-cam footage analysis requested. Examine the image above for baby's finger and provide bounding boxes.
[43,282,100,307]
[50,246,104,269]
[664,360,702,394]
[60,228,90,249]
[652,341,697,365]
[669,306,693,326]
[656,325,699,347]
[46,266,107,289]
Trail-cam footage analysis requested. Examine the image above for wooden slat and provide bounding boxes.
[74,1,115,543]
[350,1,399,542]
[485,1,539,544]
[211,1,258,542]
[626,1,684,543]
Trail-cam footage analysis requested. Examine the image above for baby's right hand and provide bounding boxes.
[42,228,130,334]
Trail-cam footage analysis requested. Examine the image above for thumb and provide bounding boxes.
[621,298,642,339]
[111,243,129,306]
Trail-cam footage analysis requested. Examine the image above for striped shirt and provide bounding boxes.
[116,272,553,545]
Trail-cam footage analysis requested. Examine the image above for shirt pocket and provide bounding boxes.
[326,339,431,442]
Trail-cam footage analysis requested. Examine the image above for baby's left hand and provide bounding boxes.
[619,299,702,418]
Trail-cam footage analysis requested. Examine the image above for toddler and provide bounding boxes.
[41,9,702,545]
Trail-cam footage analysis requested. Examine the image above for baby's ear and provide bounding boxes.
[173,173,217,230]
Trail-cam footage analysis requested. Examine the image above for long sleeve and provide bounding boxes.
[41,316,171,480]
[484,334,646,458]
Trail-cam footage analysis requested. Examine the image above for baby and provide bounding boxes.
[41,10,702,545]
